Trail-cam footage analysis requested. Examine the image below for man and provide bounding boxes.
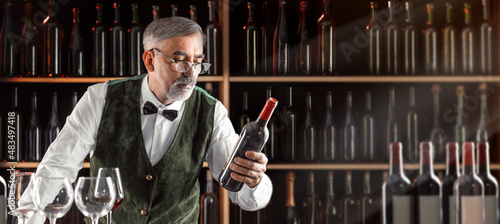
[29,17,272,223]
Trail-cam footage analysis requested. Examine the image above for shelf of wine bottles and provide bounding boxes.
[229,76,500,83]
[0,76,224,83]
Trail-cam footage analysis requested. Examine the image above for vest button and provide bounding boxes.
[146,175,153,181]
[141,210,148,216]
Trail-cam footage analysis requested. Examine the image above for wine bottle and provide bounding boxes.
[0,175,6,224]
[43,0,63,77]
[93,3,108,77]
[200,170,219,224]
[363,91,374,161]
[386,1,400,75]
[424,4,438,75]
[297,1,314,75]
[342,92,356,162]
[476,83,488,142]
[341,170,359,224]
[129,4,144,77]
[189,5,198,22]
[443,142,460,224]
[263,87,277,162]
[442,2,457,75]
[20,0,39,77]
[219,98,277,192]
[273,0,289,76]
[112,2,126,77]
[476,142,499,224]
[286,171,301,224]
[454,142,484,224]
[171,4,178,17]
[302,92,316,162]
[282,87,297,162]
[367,2,382,75]
[455,85,466,158]
[322,91,336,162]
[239,91,251,132]
[261,1,273,76]
[5,87,22,162]
[244,2,259,76]
[26,92,42,162]
[412,142,442,224]
[461,3,474,74]
[480,0,493,74]
[45,92,61,156]
[302,171,321,224]
[71,91,78,109]
[206,0,221,76]
[318,0,335,75]
[385,87,399,161]
[430,84,445,162]
[322,171,340,223]
[152,5,160,21]
[382,142,411,224]
[361,170,379,224]
[406,87,418,163]
[403,1,416,75]
[0,0,18,77]
[68,8,85,77]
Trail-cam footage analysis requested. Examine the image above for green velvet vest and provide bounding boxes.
[89,74,216,224]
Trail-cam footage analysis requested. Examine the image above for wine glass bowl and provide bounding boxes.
[97,167,125,224]
[74,177,116,224]
[32,177,74,224]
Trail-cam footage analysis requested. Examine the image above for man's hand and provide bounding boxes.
[229,151,268,189]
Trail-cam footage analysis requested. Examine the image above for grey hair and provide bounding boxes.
[143,16,206,50]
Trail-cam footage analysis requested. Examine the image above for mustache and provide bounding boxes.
[174,76,196,85]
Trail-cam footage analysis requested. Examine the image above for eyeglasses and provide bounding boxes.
[149,48,211,74]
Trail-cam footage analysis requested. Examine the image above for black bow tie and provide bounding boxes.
[143,101,178,121]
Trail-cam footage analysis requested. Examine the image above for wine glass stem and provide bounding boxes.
[50,218,57,224]
[18,218,26,224]
[107,210,113,224]
[93,218,100,224]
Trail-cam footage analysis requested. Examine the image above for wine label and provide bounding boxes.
[392,195,411,224]
[461,196,484,224]
[419,196,440,224]
[484,195,499,224]
[449,196,456,224]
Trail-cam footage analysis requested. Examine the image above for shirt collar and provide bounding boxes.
[141,74,184,114]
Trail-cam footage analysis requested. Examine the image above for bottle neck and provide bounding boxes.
[206,174,213,193]
[247,2,254,23]
[171,5,178,17]
[11,87,18,108]
[208,1,216,22]
[306,93,312,118]
[72,92,78,109]
[389,144,404,176]
[483,0,490,21]
[25,3,33,26]
[363,171,371,194]
[307,172,315,194]
[327,172,334,196]
[365,91,372,111]
[345,172,352,194]
[286,173,296,207]
[456,91,464,125]
[73,8,80,26]
[446,2,453,24]
[477,143,491,175]
[462,144,475,175]
[279,0,287,20]
[114,3,121,24]
[48,0,56,17]
[132,4,140,24]
[287,87,293,107]
[152,5,160,21]
[479,90,487,128]
[242,91,248,111]
[388,1,396,22]
[96,4,104,24]
[389,88,396,118]
[323,0,330,15]
[371,2,377,22]
[405,2,412,23]
[189,5,197,22]
[50,93,58,118]
[420,143,434,175]
[446,143,459,175]
[427,4,434,26]
[432,90,440,128]
[409,87,415,108]
[464,3,471,25]
[31,92,38,113]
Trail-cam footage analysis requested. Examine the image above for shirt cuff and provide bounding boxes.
[230,173,273,211]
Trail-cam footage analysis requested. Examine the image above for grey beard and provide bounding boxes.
[167,76,197,101]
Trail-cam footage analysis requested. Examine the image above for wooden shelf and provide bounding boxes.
[230,75,500,83]
[0,161,208,169]
[267,163,500,170]
[0,75,224,83]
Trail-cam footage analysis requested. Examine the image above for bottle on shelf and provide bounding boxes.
[129,3,144,77]
[206,0,221,76]
[321,171,340,223]
[261,1,273,76]
[43,0,63,77]
[111,2,126,77]
[93,3,108,77]
[6,87,22,162]
[424,3,438,75]
[20,0,39,77]
[476,142,499,224]
[71,91,79,110]
[0,175,6,224]
[476,83,488,142]
[362,91,374,161]
[239,91,251,132]
[454,142,484,224]
[443,142,460,224]
[386,1,400,75]
[412,142,442,224]
[318,0,335,75]
[442,2,457,75]
[189,5,198,22]
[204,82,218,98]
[68,8,85,77]
[406,86,419,163]
[302,171,321,224]
[360,170,379,224]
[367,2,382,75]
[152,5,160,21]
[1,0,18,77]
[402,1,416,75]
[455,85,467,158]
[382,142,411,224]
[461,3,474,74]
[341,170,359,224]
[171,4,179,17]
[302,92,316,162]
[282,87,297,163]
[26,92,42,162]
[322,91,336,162]
[243,1,259,76]
[342,92,356,162]
[263,87,277,162]
[430,84,445,162]
[45,92,61,157]
[385,87,399,161]
[480,0,493,74]
[285,171,300,224]
[219,98,277,192]
[273,0,289,76]
[200,170,219,224]
[297,1,314,75]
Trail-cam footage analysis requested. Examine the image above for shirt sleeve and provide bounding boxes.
[206,101,273,211]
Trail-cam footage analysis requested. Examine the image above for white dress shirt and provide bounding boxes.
[29,75,272,223]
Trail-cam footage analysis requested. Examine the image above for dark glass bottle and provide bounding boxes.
[476,83,488,142]
[382,142,411,224]
[71,91,78,109]
[189,5,198,22]
[322,91,336,162]
[261,1,273,76]
[20,1,39,77]
[424,4,438,75]
[68,8,85,77]
[403,1,416,75]
[455,85,466,158]
[26,92,42,162]
[322,171,340,223]
[406,87,418,163]
[477,142,499,224]
[282,87,297,162]
[43,0,63,77]
[152,5,160,21]
[480,0,493,74]
[263,87,277,162]
[454,142,484,224]
[206,0,221,76]
[341,170,359,224]
[363,91,374,161]
[361,170,379,224]
[111,2,126,77]
[342,92,356,162]
[45,92,61,156]
[219,98,277,192]
[430,84,445,162]
[5,87,22,162]
[200,170,219,224]
[273,0,289,76]
[286,171,301,224]
[302,171,321,224]
[93,3,108,77]
[302,92,316,162]
[171,4,178,17]
[461,3,474,74]
[244,2,259,76]
[129,4,144,77]
[0,0,18,77]
[385,87,399,161]
[239,91,251,132]
[367,2,382,75]
[386,1,400,75]
[412,142,442,224]
[443,142,460,224]
[297,1,313,75]
[318,0,335,75]
[443,2,457,75]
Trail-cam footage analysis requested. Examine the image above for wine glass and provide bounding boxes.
[32,177,74,224]
[97,167,125,224]
[10,172,37,224]
[74,177,116,224]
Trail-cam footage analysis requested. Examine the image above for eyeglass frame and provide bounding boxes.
[148,48,211,74]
